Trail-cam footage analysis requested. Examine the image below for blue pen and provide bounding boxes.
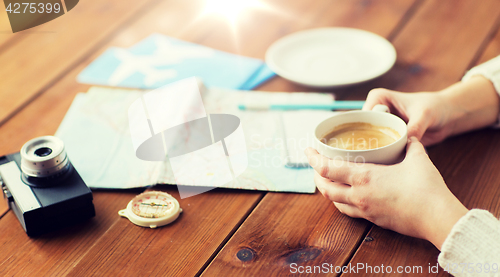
[238,100,365,111]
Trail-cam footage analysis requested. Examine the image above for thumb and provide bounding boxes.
[406,111,429,140]
[405,136,427,159]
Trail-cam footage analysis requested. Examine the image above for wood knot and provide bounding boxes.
[409,64,423,74]
[236,248,256,262]
[284,247,322,264]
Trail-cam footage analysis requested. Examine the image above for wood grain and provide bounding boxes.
[260,0,424,93]
[201,191,370,276]
[0,0,163,126]
[334,0,500,102]
[65,186,262,276]
[344,0,500,276]
[0,0,271,276]
[0,3,16,46]
[476,20,500,65]
[1,0,499,276]
[0,189,141,276]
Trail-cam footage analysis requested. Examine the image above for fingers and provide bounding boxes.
[364,88,415,123]
[406,109,431,140]
[314,172,352,204]
[313,172,364,218]
[363,88,395,111]
[404,136,428,161]
[333,202,364,218]
[365,88,433,144]
[305,147,360,184]
[419,131,447,147]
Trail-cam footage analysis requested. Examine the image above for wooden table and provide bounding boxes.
[1,0,500,276]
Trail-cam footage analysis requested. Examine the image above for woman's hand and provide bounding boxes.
[364,76,500,146]
[305,137,469,250]
[363,89,452,146]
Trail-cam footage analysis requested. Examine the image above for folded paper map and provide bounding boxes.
[56,83,334,194]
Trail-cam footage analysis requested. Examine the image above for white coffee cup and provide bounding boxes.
[313,105,408,164]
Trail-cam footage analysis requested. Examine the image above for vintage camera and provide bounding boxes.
[0,136,95,236]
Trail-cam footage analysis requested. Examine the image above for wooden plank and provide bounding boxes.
[430,129,500,215]
[201,0,420,276]
[343,0,500,276]
[66,186,262,276]
[201,192,370,276]
[0,0,163,126]
[0,189,142,276]
[0,42,151,275]
[0,4,16,46]
[380,0,500,91]
[199,0,419,59]
[476,20,500,65]
[0,197,8,218]
[334,0,500,101]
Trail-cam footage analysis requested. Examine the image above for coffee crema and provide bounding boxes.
[320,122,401,150]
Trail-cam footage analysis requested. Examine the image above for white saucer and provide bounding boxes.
[265,28,396,88]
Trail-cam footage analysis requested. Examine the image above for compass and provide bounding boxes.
[118,191,182,228]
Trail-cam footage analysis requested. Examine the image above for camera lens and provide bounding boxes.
[20,136,70,178]
[34,147,52,157]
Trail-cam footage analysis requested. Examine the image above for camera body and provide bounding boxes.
[0,136,95,237]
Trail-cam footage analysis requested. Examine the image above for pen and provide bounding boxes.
[238,100,365,111]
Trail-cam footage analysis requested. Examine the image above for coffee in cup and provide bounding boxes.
[314,105,407,164]
[320,122,401,150]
